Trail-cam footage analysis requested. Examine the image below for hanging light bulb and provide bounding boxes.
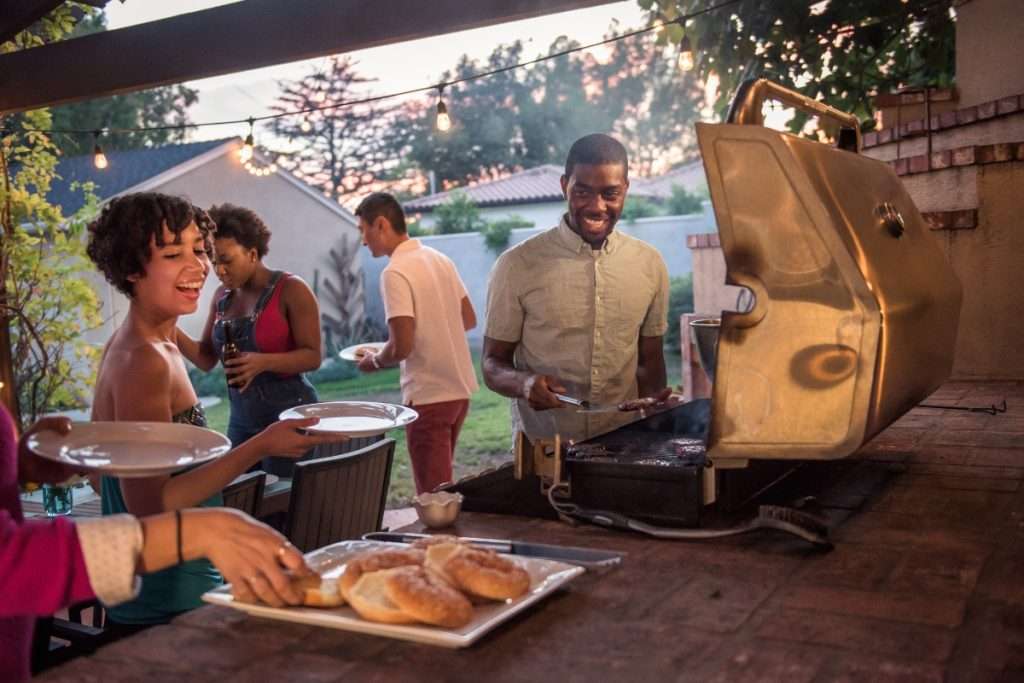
[300,117,312,133]
[239,117,255,163]
[435,85,452,132]
[677,35,695,72]
[315,88,327,104]
[92,130,108,169]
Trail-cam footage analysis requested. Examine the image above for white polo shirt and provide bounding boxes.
[381,239,478,406]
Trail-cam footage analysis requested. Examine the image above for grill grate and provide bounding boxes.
[567,432,705,468]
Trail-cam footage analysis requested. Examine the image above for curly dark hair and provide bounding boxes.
[86,192,216,297]
[207,203,271,257]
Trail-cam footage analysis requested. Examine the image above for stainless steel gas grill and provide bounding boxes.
[445,79,963,540]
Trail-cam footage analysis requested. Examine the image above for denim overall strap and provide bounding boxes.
[250,270,285,325]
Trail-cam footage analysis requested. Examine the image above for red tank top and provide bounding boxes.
[254,274,296,354]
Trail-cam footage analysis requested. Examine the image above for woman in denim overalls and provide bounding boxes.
[178,204,322,476]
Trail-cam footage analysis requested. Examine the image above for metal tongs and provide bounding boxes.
[553,393,622,414]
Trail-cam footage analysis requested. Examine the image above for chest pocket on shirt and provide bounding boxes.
[606,267,656,339]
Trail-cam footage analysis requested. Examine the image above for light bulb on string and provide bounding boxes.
[315,89,327,104]
[677,36,695,72]
[239,117,255,163]
[92,130,108,169]
[435,85,451,132]
[300,117,312,133]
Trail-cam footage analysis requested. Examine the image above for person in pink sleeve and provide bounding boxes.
[0,405,312,681]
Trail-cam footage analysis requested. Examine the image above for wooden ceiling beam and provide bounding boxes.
[0,0,618,115]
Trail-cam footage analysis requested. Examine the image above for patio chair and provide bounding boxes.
[284,438,395,552]
[221,470,267,516]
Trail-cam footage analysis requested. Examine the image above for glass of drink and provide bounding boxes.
[42,484,74,516]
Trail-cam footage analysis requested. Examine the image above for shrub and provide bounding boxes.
[434,190,484,234]
[667,184,704,216]
[663,274,695,352]
[621,196,662,223]
[481,214,532,253]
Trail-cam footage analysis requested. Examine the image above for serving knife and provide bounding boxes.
[362,532,624,570]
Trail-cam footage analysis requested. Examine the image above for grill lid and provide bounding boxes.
[698,79,962,461]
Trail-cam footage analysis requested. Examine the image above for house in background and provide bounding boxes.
[48,137,362,352]
[404,162,709,231]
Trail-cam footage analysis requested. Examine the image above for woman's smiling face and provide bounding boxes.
[130,221,210,316]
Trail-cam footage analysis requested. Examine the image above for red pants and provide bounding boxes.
[405,398,470,494]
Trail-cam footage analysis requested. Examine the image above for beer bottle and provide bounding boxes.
[222,319,240,388]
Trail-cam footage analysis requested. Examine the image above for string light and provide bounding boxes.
[239,117,255,162]
[92,130,108,169]
[14,0,933,145]
[677,35,695,71]
[435,85,451,132]
[299,117,312,133]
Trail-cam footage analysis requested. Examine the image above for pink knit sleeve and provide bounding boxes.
[0,510,95,617]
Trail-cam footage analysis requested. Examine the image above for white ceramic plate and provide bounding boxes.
[202,540,585,648]
[27,421,231,478]
[279,401,418,437]
[338,342,386,362]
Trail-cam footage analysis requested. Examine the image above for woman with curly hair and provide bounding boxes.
[86,192,334,633]
[176,203,322,477]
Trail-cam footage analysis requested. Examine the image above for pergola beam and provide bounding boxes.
[0,0,618,115]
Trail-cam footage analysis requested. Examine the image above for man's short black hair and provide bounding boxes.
[355,192,406,234]
[564,133,629,178]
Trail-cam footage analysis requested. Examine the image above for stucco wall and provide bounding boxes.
[361,206,718,344]
[82,151,361,350]
[956,0,1024,107]
[413,202,565,231]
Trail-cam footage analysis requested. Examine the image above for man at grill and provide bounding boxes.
[482,133,671,443]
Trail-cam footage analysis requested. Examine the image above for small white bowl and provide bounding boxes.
[413,491,463,528]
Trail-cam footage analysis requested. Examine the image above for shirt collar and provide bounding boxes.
[556,214,619,255]
[392,238,420,255]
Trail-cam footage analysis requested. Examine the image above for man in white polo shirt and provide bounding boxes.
[355,192,478,493]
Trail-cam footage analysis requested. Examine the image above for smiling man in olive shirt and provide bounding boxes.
[482,133,670,443]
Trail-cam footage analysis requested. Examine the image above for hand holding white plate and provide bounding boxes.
[279,401,418,437]
[27,422,231,478]
[339,342,386,362]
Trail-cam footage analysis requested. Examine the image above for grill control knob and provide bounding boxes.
[876,202,905,238]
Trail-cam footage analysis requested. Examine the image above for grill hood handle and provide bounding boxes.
[726,78,862,153]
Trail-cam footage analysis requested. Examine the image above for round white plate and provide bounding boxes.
[279,401,418,437]
[338,342,386,362]
[27,422,232,478]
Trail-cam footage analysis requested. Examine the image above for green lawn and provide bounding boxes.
[203,360,513,507]
[203,351,682,508]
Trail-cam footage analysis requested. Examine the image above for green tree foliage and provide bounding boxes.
[385,27,706,187]
[663,274,695,351]
[433,191,485,234]
[481,215,533,253]
[667,184,703,215]
[45,12,198,156]
[638,0,955,131]
[2,10,103,427]
[270,56,395,203]
[621,196,662,223]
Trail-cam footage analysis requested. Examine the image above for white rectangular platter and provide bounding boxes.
[202,540,585,648]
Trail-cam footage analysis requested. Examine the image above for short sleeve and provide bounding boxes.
[484,250,524,342]
[640,251,670,337]
[381,269,414,320]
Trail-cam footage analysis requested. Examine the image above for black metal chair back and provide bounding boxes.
[285,438,395,552]
[221,470,266,516]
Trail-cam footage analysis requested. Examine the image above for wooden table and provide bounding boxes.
[34,381,1024,681]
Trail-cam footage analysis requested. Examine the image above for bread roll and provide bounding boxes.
[346,567,419,624]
